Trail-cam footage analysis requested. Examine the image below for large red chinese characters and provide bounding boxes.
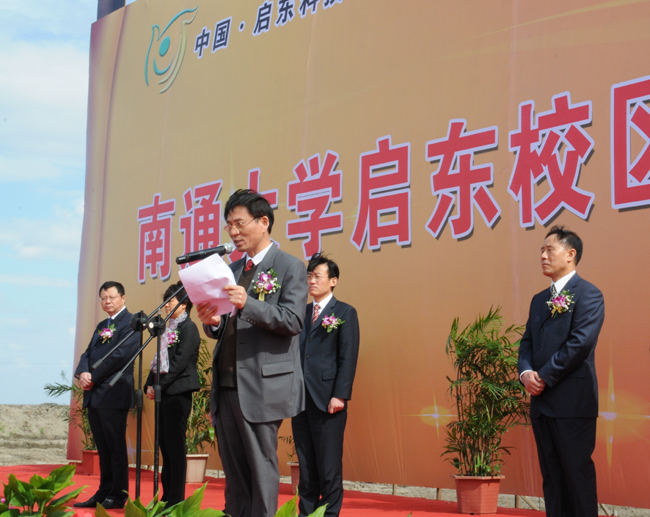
[508,92,595,227]
[351,136,411,251]
[611,75,650,209]
[426,120,500,239]
[179,181,223,267]
[137,194,176,283]
[287,151,343,259]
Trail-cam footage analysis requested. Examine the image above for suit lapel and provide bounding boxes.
[540,287,554,328]
[232,257,245,283]
[91,319,109,350]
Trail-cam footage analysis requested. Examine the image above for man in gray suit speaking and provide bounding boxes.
[197,189,307,517]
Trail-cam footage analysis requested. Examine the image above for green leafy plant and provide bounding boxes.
[0,464,86,517]
[96,485,326,517]
[43,371,96,451]
[274,495,326,517]
[278,435,297,462]
[443,306,529,476]
[185,340,216,454]
[97,483,224,517]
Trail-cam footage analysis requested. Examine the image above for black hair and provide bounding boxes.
[307,253,340,281]
[99,281,125,297]
[546,225,583,265]
[164,281,193,315]
[224,189,274,234]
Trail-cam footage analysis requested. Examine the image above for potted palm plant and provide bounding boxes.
[443,307,529,514]
[279,435,299,494]
[44,372,99,475]
[185,340,216,483]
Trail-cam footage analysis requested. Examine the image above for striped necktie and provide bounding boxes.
[311,304,320,325]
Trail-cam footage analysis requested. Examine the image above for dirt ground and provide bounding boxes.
[0,404,69,466]
[1,404,647,516]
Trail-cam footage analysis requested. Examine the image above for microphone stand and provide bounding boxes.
[130,311,148,499]
[107,294,188,499]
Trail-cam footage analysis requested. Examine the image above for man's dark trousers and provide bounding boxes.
[87,406,129,502]
[292,391,347,517]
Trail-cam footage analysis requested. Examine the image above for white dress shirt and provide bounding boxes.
[312,293,333,322]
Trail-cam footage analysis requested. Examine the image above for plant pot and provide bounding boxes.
[453,475,504,514]
[81,450,100,476]
[287,462,300,495]
[186,454,210,483]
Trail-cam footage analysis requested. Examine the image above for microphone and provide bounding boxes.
[176,242,235,265]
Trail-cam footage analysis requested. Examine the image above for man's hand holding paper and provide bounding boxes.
[178,253,238,327]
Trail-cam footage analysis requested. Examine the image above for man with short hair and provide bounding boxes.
[74,281,139,509]
[292,253,359,517]
[197,189,307,517]
[518,226,605,517]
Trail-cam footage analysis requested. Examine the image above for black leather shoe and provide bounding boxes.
[100,498,126,510]
[73,497,99,508]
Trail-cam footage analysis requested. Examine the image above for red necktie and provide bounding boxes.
[312,304,320,325]
[245,259,254,271]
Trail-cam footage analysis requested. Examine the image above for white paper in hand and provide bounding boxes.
[178,253,237,316]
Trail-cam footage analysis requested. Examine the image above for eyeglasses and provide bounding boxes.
[223,218,257,232]
[100,295,121,303]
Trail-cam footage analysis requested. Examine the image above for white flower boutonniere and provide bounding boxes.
[254,268,281,301]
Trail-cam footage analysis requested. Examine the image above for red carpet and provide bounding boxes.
[0,464,542,516]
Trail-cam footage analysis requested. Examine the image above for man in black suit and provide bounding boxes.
[518,226,605,517]
[74,281,139,509]
[291,253,360,517]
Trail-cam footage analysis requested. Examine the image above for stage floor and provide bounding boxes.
[0,464,542,516]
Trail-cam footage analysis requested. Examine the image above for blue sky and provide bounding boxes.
[0,0,134,404]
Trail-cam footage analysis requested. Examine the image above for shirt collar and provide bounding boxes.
[553,270,577,294]
[108,306,126,320]
[245,242,273,266]
[314,293,334,312]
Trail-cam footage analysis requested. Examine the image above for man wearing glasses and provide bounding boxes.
[197,189,307,517]
[74,281,139,510]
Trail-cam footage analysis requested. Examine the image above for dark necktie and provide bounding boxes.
[107,317,113,325]
[550,285,558,300]
[245,259,254,272]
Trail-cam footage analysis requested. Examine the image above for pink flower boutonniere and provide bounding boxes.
[547,290,575,318]
[98,324,116,343]
[164,328,180,346]
[254,268,281,301]
[322,314,344,333]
